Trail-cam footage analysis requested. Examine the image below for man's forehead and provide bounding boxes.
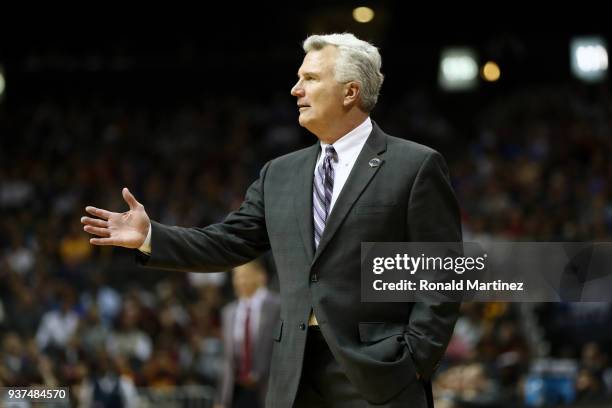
[296,66,322,77]
[297,48,336,76]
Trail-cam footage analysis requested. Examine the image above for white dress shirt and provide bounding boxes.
[314,117,372,215]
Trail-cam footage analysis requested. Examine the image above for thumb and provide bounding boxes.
[122,187,140,210]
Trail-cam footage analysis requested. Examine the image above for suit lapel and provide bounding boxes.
[293,143,320,263]
[312,123,387,266]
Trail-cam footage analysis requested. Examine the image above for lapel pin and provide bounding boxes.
[368,158,381,168]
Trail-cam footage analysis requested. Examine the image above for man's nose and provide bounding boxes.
[291,81,304,97]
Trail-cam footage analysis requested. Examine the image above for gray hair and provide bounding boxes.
[303,33,384,112]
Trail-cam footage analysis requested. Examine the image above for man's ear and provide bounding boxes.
[343,81,361,107]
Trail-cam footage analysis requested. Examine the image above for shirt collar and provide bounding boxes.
[320,117,372,161]
[239,287,267,308]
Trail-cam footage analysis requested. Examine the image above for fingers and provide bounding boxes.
[81,217,108,228]
[83,225,110,237]
[85,206,113,220]
[89,237,117,246]
[122,187,140,211]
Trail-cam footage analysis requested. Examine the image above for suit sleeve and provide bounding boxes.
[406,151,462,379]
[137,161,272,272]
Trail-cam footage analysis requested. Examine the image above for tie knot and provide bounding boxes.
[325,146,338,161]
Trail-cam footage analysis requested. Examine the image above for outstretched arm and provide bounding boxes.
[82,162,271,273]
[139,162,271,272]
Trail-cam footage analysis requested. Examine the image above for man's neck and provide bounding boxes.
[316,112,369,145]
[240,286,265,301]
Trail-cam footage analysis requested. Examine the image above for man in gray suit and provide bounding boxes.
[215,260,280,408]
[82,33,461,407]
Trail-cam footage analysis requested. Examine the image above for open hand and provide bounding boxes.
[82,187,150,249]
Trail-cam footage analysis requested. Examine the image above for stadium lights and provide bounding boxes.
[352,7,375,23]
[439,47,479,91]
[570,36,608,83]
[481,61,501,82]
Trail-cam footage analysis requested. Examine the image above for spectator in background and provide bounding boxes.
[575,341,609,402]
[59,222,92,268]
[35,285,80,353]
[77,350,139,408]
[215,259,280,408]
[7,288,42,338]
[79,305,111,355]
[434,362,503,408]
[5,230,36,277]
[106,298,152,368]
[81,271,122,327]
[0,332,26,386]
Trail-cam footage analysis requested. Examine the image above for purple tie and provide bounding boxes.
[313,146,337,248]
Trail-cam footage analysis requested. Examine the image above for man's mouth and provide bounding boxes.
[298,104,310,111]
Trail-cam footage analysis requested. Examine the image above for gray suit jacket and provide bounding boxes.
[217,290,280,407]
[139,122,462,407]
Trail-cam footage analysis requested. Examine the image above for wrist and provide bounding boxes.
[138,222,152,253]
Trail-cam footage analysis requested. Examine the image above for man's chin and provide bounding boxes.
[297,115,318,135]
[297,114,308,128]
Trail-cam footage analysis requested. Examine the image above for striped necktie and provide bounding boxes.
[313,145,337,248]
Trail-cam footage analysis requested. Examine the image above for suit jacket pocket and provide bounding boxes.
[359,322,405,343]
[358,322,408,364]
[273,319,283,342]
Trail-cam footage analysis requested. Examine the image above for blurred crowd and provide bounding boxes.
[1,81,612,406]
